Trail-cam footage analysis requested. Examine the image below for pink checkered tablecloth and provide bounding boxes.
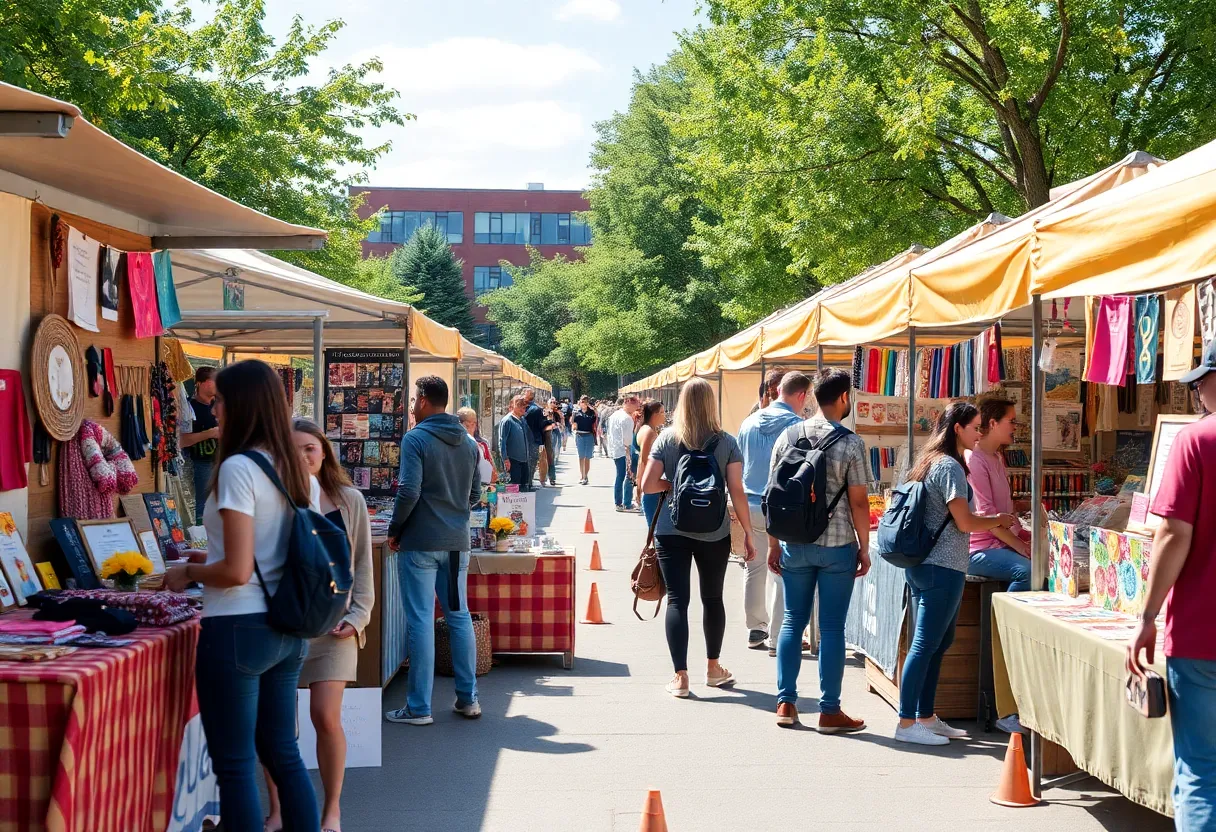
[465,554,575,661]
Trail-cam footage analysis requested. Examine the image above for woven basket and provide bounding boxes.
[31,314,86,441]
[435,613,492,677]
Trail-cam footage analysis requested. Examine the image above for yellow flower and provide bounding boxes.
[100,551,155,579]
[488,517,516,538]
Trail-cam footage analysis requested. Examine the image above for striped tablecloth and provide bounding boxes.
[0,619,200,832]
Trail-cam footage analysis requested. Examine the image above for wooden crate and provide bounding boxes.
[865,579,982,720]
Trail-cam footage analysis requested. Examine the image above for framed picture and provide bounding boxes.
[76,518,143,576]
[49,518,101,589]
[0,568,15,609]
[137,529,168,574]
[0,512,43,605]
[1135,414,1202,531]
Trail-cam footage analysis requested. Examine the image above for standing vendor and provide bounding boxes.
[180,366,220,517]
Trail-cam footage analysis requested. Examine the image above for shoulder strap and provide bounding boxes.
[643,491,666,549]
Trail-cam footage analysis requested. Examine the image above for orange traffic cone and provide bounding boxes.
[588,540,604,571]
[581,582,606,624]
[638,788,668,832]
[990,733,1041,807]
[584,509,597,534]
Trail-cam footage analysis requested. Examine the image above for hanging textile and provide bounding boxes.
[895,350,909,398]
[994,321,1006,379]
[1133,294,1160,384]
[1199,278,1216,353]
[127,252,163,338]
[851,347,864,389]
[866,348,880,393]
[916,350,931,400]
[1163,284,1196,381]
[152,251,182,330]
[1084,296,1131,386]
[160,338,194,384]
[99,246,120,322]
[1096,385,1119,432]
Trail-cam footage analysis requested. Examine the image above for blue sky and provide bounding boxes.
[254,0,702,190]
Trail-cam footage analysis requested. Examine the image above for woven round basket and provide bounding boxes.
[30,314,86,441]
[435,613,492,677]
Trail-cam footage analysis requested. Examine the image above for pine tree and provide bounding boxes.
[390,225,478,339]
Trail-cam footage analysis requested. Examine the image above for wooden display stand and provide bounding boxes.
[355,539,407,688]
[864,579,983,720]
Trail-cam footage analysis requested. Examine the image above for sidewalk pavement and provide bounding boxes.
[334,450,1173,831]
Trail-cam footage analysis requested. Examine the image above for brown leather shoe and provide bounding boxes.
[776,702,799,727]
[817,710,866,734]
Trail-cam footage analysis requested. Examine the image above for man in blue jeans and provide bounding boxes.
[1129,343,1216,829]
[386,375,483,726]
[606,395,641,511]
[767,369,872,733]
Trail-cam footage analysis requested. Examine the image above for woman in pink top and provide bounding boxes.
[965,398,1031,592]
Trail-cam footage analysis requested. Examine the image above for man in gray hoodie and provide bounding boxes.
[386,375,482,726]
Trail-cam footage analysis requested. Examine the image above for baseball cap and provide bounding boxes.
[1180,339,1216,385]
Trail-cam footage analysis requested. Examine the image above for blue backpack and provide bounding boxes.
[669,436,726,534]
[876,480,953,569]
[240,452,353,638]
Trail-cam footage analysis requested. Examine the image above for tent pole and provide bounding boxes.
[717,370,723,417]
[1030,294,1045,798]
[402,313,412,433]
[907,328,916,471]
[816,345,823,374]
[312,316,324,422]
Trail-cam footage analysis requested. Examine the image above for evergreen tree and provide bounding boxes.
[390,225,477,339]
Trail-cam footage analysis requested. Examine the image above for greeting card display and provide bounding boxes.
[1089,528,1152,614]
[326,348,405,496]
[144,492,186,549]
[0,513,42,604]
[1046,520,1088,597]
[494,491,536,537]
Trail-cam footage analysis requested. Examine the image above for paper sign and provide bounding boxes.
[66,227,100,332]
[495,491,536,537]
[297,687,381,769]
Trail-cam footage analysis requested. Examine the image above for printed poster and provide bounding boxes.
[854,395,908,428]
[1043,401,1083,452]
[324,349,405,496]
[1163,285,1196,381]
[494,491,536,537]
[66,227,100,332]
[1044,348,1082,401]
[99,246,121,321]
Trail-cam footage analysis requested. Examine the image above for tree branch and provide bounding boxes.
[918,183,986,219]
[740,147,884,178]
[936,133,1019,191]
[178,129,213,168]
[1028,0,1070,115]
[953,160,996,214]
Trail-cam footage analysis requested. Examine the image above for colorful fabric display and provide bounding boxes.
[127,252,163,338]
[60,589,197,627]
[1084,296,1131,386]
[0,368,32,492]
[152,251,181,329]
[1134,294,1160,384]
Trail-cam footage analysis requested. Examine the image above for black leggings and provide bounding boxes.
[655,534,731,672]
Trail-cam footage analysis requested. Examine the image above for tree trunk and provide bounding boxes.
[1016,128,1053,209]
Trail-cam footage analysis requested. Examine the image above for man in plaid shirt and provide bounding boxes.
[767,368,872,733]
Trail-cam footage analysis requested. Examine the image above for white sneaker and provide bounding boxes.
[894,722,949,746]
[923,715,969,739]
[996,714,1028,735]
[454,700,482,719]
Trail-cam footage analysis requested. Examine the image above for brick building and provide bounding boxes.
[352,184,591,345]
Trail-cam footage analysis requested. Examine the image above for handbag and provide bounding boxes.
[631,492,667,620]
[1126,669,1167,718]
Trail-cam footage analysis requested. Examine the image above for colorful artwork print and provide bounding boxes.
[0,513,42,604]
[371,467,393,490]
[1046,520,1086,597]
[367,388,383,414]
[1090,528,1152,614]
[343,390,360,414]
[327,390,345,413]
[341,415,358,439]
[363,440,381,464]
[1044,348,1082,401]
[343,442,363,465]
[325,415,341,438]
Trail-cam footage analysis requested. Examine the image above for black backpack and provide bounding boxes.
[240,452,354,638]
[669,435,726,534]
[876,480,953,568]
[762,423,849,544]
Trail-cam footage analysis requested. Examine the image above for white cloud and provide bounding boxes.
[415,102,586,151]
[351,37,601,97]
[555,0,622,22]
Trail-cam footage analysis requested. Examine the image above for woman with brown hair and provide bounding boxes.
[640,378,756,697]
[634,399,666,526]
[263,418,375,832]
[164,360,320,831]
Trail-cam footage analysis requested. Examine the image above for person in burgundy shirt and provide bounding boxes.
[1129,339,1216,830]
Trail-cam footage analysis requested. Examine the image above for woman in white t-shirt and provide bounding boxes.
[165,360,320,831]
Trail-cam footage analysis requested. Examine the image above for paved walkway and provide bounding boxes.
[336,449,1172,831]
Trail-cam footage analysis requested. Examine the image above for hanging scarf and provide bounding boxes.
[78,419,138,496]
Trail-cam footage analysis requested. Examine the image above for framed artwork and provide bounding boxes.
[1134,414,1202,531]
[76,518,143,576]
[0,568,15,609]
[0,512,43,605]
[137,529,168,574]
[49,518,101,589]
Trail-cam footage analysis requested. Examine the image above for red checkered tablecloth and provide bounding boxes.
[0,619,200,832]
[465,554,575,657]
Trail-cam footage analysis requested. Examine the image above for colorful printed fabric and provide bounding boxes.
[1085,296,1131,386]
[1134,294,1160,384]
[851,347,864,389]
[60,589,197,627]
[126,252,163,338]
[152,251,181,330]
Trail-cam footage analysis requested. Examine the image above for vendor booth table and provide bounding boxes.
[991,592,1174,816]
[466,552,576,668]
[0,620,216,832]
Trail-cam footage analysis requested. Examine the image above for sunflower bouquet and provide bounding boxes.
[100,551,154,591]
[488,517,517,541]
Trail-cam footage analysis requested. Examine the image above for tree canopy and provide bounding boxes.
[0,0,408,291]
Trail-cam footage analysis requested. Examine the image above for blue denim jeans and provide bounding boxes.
[776,542,858,713]
[399,550,477,716]
[613,455,634,509]
[642,492,662,527]
[191,458,213,521]
[195,613,318,831]
[1168,657,1216,830]
[899,564,966,719]
[968,547,1031,592]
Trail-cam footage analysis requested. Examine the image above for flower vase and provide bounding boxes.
[495,538,509,553]
[112,573,141,592]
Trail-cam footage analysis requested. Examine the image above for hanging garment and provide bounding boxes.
[1097,385,1119,432]
[1085,380,1100,436]
[1136,385,1156,429]
[1199,278,1216,353]
[994,321,1006,379]
[1133,294,1160,384]
[127,252,163,338]
[160,338,194,384]
[152,251,182,329]
[866,348,880,393]
[119,395,146,461]
[851,347,864,389]
[102,348,117,418]
[85,346,103,398]
[916,350,931,400]
[1084,296,1131,386]
[0,369,32,492]
[1163,284,1196,381]
[99,246,120,322]
[66,227,100,333]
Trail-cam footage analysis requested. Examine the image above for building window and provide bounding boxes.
[473,212,592,245]
[473,265,515,296]
[367,211,463,244]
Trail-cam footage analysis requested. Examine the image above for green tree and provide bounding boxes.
[391,226,477,338]
[351,254,422,306]
[677,0,1216,317]
[0,0,408,288]
[483,248,579,372]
